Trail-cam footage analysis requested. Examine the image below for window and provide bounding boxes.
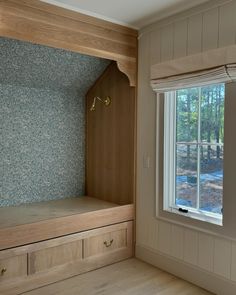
[164,83,224,225]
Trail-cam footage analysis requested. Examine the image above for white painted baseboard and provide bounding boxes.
[136,244,236,295]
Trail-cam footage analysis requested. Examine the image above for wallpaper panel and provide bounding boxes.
[0,37,110,206]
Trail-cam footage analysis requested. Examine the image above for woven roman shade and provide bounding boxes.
[150,45,236,93]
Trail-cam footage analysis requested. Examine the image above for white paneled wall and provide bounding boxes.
[219,2,236,47]
[183,229,198,265]
[137,0,236,292]
[160,25,174,61]
[137,219,236,288]
[148,0,236,65]
[187,14,203,55]
[173,19,188,58]
[202,7,219,51]
[157,221,171,254]
[171,225,184,260]
[231,242,236,282]
[198,233,214,272]
[214,238,232,279]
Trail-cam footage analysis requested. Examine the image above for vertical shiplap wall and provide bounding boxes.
[137,0,236,293]
[149,0,236,62]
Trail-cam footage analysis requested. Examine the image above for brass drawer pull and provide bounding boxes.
[1,268,7,276]
[104,239,114,247]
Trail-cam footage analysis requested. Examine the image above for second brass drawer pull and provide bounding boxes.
[104,239,114,247]
[1,268,7,276]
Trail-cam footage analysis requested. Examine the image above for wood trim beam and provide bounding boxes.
[9,0,138,37]
[0,0,137,86]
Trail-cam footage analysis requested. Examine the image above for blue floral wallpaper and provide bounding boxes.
[0,37,110,206]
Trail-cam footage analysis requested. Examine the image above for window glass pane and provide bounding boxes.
[176,88,198,143]
[200,146,223,214]
[201,84,225,144]
[176,144,198,208]
[164,83,225,222]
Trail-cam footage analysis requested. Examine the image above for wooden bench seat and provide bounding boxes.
[0,197,134,250]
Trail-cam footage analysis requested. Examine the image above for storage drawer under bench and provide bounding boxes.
[0,254,27,283]
[84,222,132,258]
[0,221,133,295]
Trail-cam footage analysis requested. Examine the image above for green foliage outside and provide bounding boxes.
[176,84,224,170]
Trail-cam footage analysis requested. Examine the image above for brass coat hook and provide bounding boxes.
[90,96,111,111]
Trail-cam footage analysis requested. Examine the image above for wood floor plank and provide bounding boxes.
[23,259,214,295]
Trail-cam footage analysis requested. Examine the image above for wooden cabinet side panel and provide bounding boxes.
[86,63,136,205]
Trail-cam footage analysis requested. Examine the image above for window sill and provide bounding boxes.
[164,207,223,226]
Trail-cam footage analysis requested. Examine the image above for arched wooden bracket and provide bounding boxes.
[116,60,136,87]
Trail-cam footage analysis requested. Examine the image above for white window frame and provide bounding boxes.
[163,87,223,226]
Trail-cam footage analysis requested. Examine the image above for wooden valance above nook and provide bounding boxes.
[0,0,138,86]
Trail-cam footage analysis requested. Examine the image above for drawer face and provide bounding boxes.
[29,239,82,274]
[0,254,27,282]
[84,222,132,258]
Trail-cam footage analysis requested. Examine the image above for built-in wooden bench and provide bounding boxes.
[0,197,134,295]
[0,196,134,250]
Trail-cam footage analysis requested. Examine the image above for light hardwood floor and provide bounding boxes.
[23,258,214,295]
